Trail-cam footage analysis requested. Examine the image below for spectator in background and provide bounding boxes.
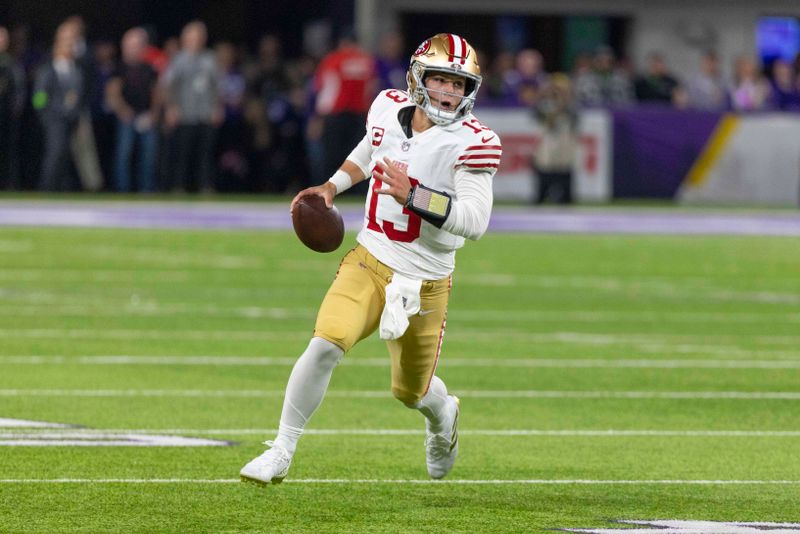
[242,34,294,191]
[156,36,180,192]
[634,51,681,105]
[687,50,728,110]
[768,59,800,111]
[162,37,180,61]
[532,73,578,204]
[729,55,771,112]
[9,24,43,190]
[0,26,24,190]
[90,40,117,185]
[33,28,84,191]
[502,48,548,106]
[574,45,634,107]
[287,53,323,185]
[375,30,405,91]
[106,27,159,193]
[59,16,103,191]
[263,85,310,193]
[164,21,222,192]
[570,51,593,79]
[10,24,43,81]
[216,41,246,123]
[215,41,248,191]
[247,34,289,109]
[484,51,514,102]
[142,26,168,74]
[313,30,376,185]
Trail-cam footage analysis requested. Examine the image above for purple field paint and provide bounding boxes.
[0,201,799,236]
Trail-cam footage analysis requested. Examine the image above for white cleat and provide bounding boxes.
[240,441,292,486]
[425,395,460,479]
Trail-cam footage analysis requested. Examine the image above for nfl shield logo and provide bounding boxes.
[401,140,411,152]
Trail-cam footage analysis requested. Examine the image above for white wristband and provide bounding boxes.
[328,170,352,195]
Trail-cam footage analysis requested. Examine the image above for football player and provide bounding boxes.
[241,33,502,484]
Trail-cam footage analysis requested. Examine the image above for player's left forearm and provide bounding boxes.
[439,170,493,240]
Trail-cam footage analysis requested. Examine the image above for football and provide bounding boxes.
[291,195,345,253]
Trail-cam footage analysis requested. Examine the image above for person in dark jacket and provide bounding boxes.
[0,26,22,190]
[33,28,85,191]
[106,28,159,192]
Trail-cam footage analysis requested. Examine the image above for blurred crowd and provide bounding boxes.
[2,17,800,193]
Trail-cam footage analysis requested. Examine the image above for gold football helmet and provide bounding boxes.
[407,33,482,125]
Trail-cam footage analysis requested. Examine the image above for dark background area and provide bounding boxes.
[399,12,629,72]
[0,1,629,69]
[0,0,355,53]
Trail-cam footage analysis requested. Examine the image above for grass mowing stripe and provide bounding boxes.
[3,328,799,346]
[3,478,800,485]
[2,303,798,325]
[6,355,800,369]
[6,429,800,437]
[3,389,800,399]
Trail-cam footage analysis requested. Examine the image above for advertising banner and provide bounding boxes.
[479,108,612,202]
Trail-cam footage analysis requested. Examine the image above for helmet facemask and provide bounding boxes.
[408,63,481,126]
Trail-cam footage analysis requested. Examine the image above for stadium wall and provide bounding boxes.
[482,108,800,206]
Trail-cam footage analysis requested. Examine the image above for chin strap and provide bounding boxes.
[404,184,452,228]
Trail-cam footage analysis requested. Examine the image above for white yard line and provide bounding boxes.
[5,355,800,369]
[0,418,73,428]
[2,328,799,348]
[0,328,308,341]
[0,304,313,320]
[5,428,800,437]
[2,389,800,399]
[1,478,800,485]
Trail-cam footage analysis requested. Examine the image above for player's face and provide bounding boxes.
[424,73,466,112]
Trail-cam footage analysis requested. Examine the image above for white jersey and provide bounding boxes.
[355,89,502,279]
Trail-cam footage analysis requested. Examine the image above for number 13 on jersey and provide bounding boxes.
[367,169,421,243]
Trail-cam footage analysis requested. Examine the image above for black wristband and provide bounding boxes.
[404,184,452,228]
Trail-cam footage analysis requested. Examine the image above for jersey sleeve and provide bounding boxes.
[345,133,373,177]
[440,168,494,241]
[454,132,503,174]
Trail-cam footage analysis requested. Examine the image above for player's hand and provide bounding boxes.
[290,182,336,212]
[374,157,411,205]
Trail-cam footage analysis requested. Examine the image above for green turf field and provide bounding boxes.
[1,225,799,532]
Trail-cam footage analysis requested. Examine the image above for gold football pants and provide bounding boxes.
[314,244,451,404]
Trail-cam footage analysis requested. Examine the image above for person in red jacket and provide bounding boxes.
[313,31,377,188]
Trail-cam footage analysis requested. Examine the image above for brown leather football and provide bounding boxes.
[291,195,345,253]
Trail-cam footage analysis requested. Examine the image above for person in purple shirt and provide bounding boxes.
[501,48,548,106]
[768,58,800,111]
[375,31,406,91]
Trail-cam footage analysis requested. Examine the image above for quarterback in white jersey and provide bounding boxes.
[356,86,501,279]
[240,33,502,486]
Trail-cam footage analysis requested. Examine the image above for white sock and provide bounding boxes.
[413,375,452,435]
[273,337,343,455]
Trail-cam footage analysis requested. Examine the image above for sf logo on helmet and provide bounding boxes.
[414,39,431,57]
